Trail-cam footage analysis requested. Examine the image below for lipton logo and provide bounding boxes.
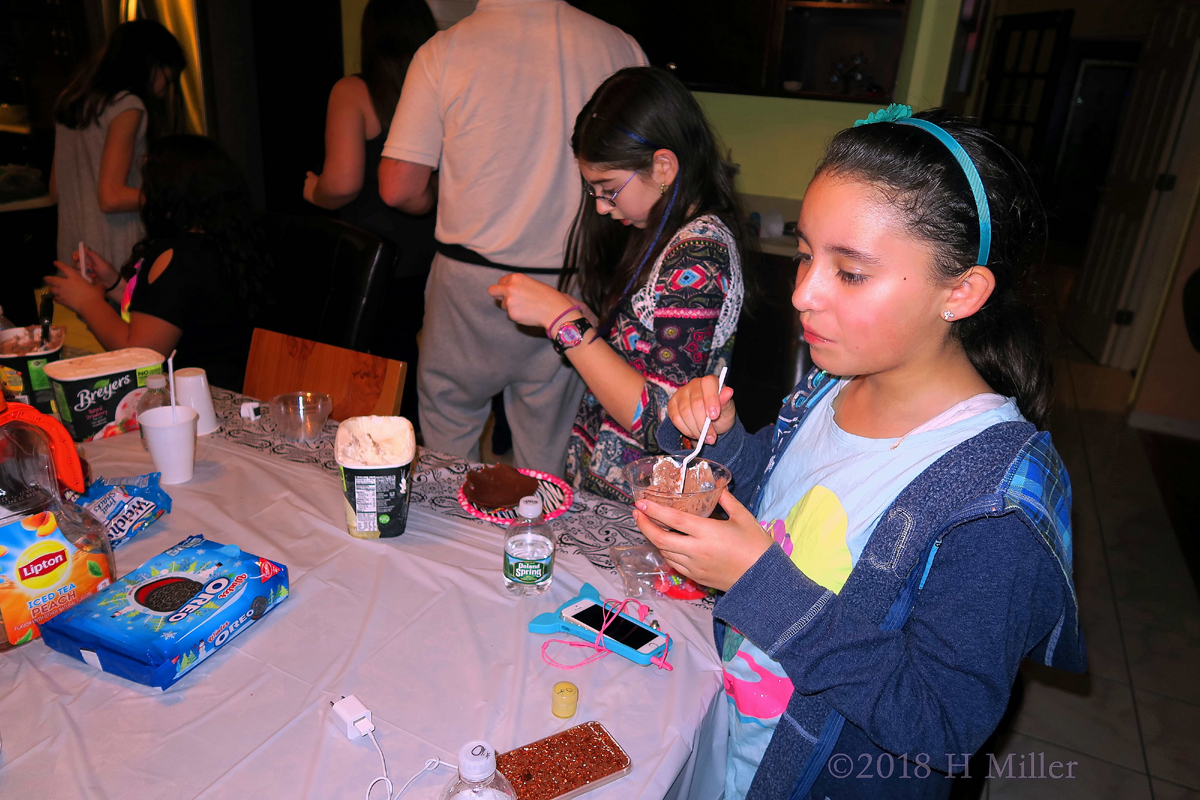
[16,541,71,590]
[19,551,65,580]
[73,373,132,412]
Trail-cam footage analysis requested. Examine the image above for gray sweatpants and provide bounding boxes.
[417,253,585,475]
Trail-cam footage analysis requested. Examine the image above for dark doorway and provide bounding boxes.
[1044,41,1139,250]
[248,0,343,216]
[979,10,1074,185]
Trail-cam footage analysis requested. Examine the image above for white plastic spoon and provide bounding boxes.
[676,366,727,493]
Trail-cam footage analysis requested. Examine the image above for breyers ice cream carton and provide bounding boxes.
[40,535,289,689]
[44,348,164,441]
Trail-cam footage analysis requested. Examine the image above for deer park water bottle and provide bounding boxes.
[503,495,555,596]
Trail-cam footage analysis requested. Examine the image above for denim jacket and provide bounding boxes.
[656,369,1086,799]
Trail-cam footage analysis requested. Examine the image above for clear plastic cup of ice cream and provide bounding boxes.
[623,455,731,519]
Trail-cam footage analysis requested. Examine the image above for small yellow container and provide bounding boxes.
[551,681,578,718]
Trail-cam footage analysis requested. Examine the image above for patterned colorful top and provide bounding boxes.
[566,214,744,500]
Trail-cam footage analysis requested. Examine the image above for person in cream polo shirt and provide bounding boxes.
[378,0,645,474]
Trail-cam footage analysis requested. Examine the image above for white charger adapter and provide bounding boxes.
[331,694,375,739]
[332,694,459,799]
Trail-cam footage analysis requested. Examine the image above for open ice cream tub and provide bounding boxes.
[0,325,66,414]
[335,415,417,539]
[44,348,165,442]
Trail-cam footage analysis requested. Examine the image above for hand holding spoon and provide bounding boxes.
[676,366,727,493]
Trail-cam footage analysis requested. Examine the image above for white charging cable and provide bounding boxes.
[365,729,456,800]
[334,695,456,800]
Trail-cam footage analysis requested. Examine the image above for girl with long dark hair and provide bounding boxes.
[632,107,1085,799]
[48,136,271,392]
[304,0,438,423]
[489,67,750,499]
[51,19,185,269]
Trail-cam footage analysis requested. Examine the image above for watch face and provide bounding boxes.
[559,324,584,347]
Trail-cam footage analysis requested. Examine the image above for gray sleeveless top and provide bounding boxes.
[54,91,147,267]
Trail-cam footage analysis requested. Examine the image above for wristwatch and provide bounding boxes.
[552,317,594,355]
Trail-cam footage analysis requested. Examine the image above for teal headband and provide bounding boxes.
[855,104,992,266]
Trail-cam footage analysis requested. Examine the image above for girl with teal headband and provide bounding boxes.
[632,107,1085,799]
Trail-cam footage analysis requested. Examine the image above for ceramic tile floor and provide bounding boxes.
[980,361,1200,799]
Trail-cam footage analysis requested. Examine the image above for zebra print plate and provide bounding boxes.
[457,468,573,525]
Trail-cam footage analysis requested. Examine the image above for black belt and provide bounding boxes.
[436,241,561,274]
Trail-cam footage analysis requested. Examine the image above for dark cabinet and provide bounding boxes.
[776,3,907,102]
[569,0,778,93]
[570,0,910,103]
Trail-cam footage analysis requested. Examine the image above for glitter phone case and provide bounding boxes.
[496,721,633,800]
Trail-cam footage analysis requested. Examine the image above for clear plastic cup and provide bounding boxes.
[269,392,333,441]
[623,455,731,518]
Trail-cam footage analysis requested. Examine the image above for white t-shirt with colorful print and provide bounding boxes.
[722,382,1023,799]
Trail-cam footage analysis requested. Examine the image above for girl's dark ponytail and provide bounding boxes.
[818,110,1053,428]
[955,293,1053,428]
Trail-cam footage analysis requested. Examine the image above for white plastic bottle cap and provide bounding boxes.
[517,496,542,519]
[458,740,497,782]
[146,374,167,389]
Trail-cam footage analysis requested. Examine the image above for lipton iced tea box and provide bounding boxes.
[0,510,114,647]
[43,348,165,441]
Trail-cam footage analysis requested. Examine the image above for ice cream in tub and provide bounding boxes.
[44,348,165,441]
[0,325,66,414]
[335,415,417,538]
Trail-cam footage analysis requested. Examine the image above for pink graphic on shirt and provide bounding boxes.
[764,519,793,556]
[724,650,794,721]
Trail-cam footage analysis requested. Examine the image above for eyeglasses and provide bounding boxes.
[583,172,636,208]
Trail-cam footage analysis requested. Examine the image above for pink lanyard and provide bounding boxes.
[541,597,673,671]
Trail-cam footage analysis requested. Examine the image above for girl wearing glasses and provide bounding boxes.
[489,66,750,499]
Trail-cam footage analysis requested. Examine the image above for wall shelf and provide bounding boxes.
[568,0,911,101]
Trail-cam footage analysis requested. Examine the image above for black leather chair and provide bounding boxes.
[259,213,397,352]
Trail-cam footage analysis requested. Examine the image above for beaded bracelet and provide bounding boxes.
[546,304,582,338]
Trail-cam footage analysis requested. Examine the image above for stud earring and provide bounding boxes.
[942,311,955,321]
[660,183,667,195]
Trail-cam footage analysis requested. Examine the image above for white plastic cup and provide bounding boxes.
[140,405,198,484]
[174,367,220,434]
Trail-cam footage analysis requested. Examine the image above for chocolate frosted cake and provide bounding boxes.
[463,464,539,509]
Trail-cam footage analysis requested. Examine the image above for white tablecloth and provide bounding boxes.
[0,412,726,799]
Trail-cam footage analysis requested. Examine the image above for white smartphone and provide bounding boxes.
[78,241,94,283]
[560,598,667,654]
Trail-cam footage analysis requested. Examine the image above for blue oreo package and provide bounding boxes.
[40,535,289,690]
